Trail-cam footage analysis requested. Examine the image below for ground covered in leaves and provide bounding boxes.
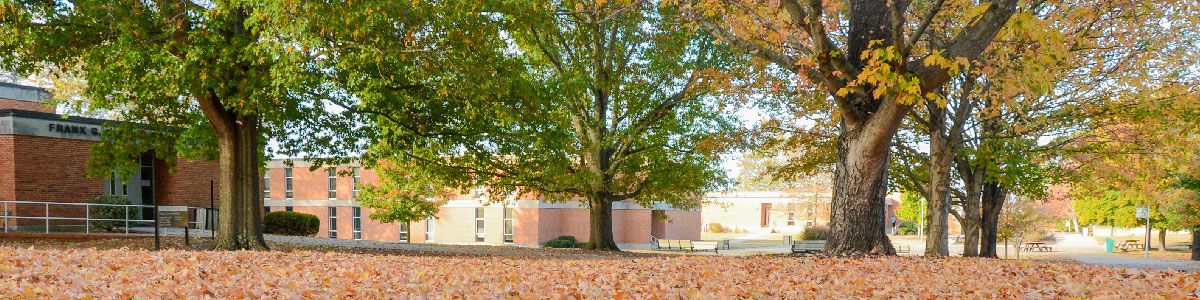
[2,244,1198,299]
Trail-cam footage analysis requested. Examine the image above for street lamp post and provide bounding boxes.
[919,198,925,240]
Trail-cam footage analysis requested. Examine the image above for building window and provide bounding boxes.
[352,167,361,199]
[284,168,293,199]
[425,217,435,242]
[263,171,270,200]
[328,168,338,199]
[265,206,271,213]
[399,222,409,242]
[475,207,485,242]
[352,207,362,240]
[503,208,514,243]
[286,206,293,212]
[328,207,338,239]
[787,211,795,226]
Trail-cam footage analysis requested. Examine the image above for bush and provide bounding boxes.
[545,236,580,248]
[264,211,319,236]
[707,223,725,233]
[800,226,829,240]
[88,195,132,232]
[897,222,918,235]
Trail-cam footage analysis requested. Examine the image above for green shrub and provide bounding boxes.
[264,211,319,236]
[800,226,829,240]
[545,239,573,248]
[88,195,132,232]
[545,236,581,248]
[897,221,918,235]
[707,222,725,233]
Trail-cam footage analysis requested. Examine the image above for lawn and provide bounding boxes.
[1,238,1198,298]
[1093,233,1193,250]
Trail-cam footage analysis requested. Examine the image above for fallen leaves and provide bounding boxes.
[0,246,1197,299]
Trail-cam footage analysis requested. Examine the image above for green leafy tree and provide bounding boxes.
[0,1,481,249]
[339,1,742,250]
[896,192,924,224]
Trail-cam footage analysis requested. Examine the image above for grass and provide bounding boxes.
[1092,233,1193,249]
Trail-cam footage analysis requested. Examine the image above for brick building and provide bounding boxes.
[702,190,902,234]
[0,82,219,230]
[262,159,701,248]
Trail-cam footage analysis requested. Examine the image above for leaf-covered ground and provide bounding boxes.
[2,246,1197,299]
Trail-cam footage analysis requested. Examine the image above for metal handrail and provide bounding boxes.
[0,200,216,234]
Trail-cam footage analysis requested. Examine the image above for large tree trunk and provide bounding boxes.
[1158,227,1167,252]
[925,105,952,256]
[584,193,620,251]
[198,94,269,250]
[1191,228,1199,261]
[960,162,985,257]
[978,182,1005,258]
[827,113,898,256]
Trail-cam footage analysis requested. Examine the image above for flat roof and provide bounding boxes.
[0,82,51,103]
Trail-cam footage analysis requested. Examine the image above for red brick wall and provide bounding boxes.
[0,99,54,113]
[155,159,219,207]
[9,135,102,225]
[0,135,14,201]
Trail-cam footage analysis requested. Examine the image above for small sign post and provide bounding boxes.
[1136,207,1150,258]
[158,206,191,247]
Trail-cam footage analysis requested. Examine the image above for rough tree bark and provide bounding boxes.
[828,112,900,256]
[1191,228,1199,261]
[198,95,269,250]
[955,154,985,257]
[585,193,621,250]
[1159,227,1167,253]
[978,182,1005,258]
[925,104,953,256]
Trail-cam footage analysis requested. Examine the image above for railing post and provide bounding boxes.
[124,206,129,235]
[85,203,90,234]
[45,203,49,233]
[3,202,7,233]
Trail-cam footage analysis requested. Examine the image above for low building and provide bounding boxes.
[261,160,701,248]
[703,190,901,234]
[0,82,220,231]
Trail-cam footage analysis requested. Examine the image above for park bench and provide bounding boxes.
[654,239,696,252]
[692,241,719,254]
[791,240,826,254]
[896,245,911,255]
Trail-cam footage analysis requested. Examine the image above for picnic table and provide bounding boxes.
[1020,242,1053,252]
[1118,239,1143,251]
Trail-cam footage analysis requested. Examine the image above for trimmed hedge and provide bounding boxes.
[800,226,830,241]
[264,211,319,236]
[545,236,580,248]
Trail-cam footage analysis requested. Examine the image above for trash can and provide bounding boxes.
[784,236,793,245]
[1105,238,1114,253]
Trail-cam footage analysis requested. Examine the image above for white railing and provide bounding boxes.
[0,200,214,234]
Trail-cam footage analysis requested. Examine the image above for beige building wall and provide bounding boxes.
[263,159,701,247]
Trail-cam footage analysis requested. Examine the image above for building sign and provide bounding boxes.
[158,206,190,228]
[48,123,101,136]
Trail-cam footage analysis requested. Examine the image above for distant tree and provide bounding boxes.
[342,1,743,251]
[895,192,924,225]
